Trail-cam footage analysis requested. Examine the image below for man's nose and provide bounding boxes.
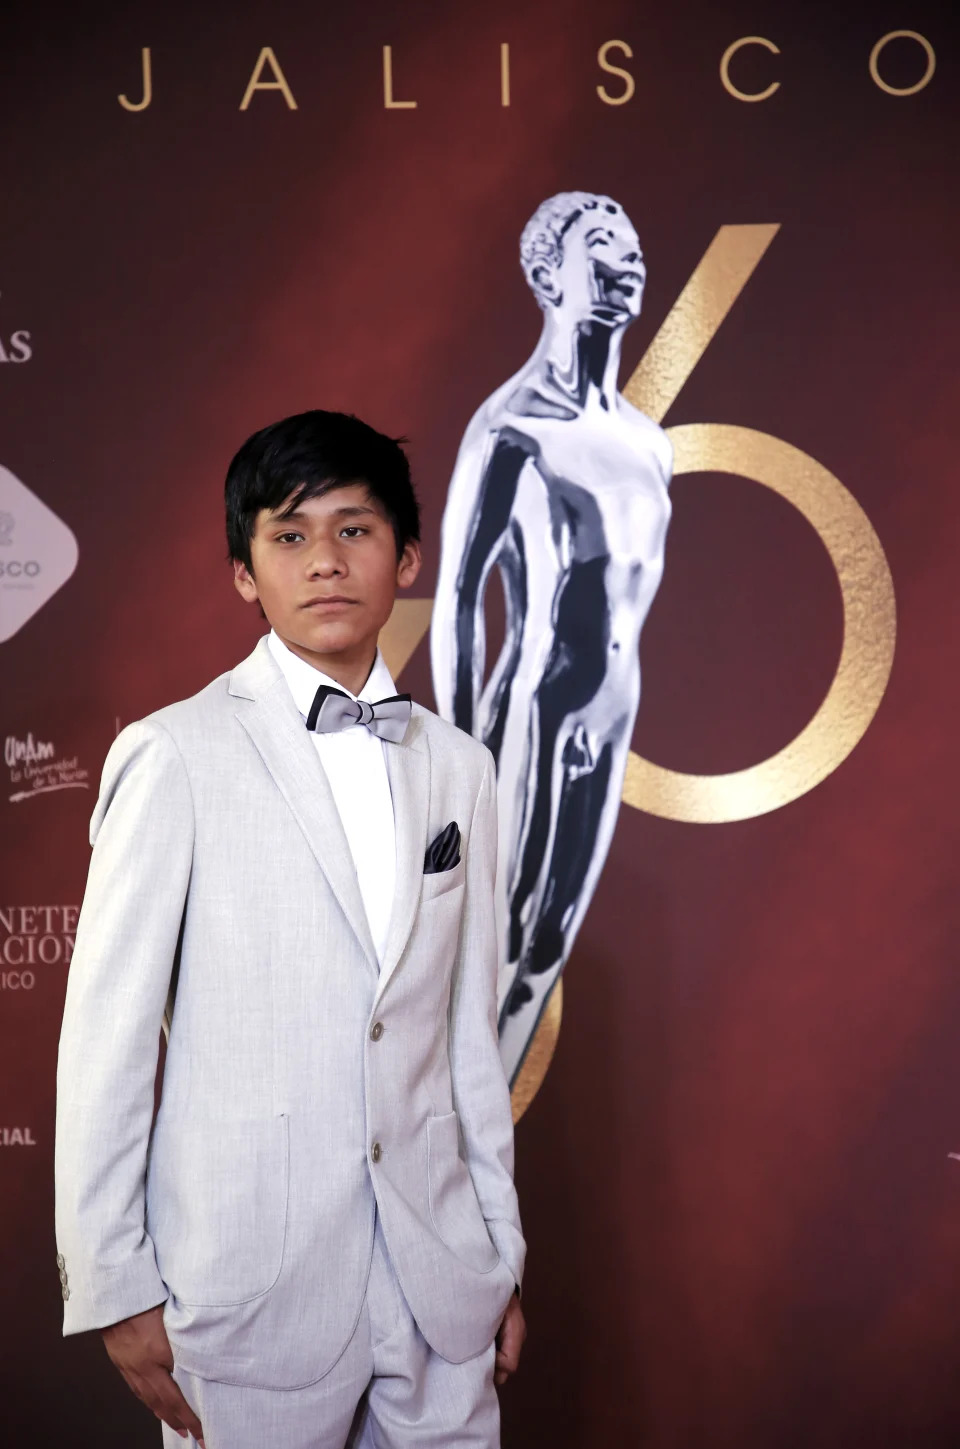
[306,541,345,575]
[622,250,642,265]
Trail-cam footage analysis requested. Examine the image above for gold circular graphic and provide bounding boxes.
[622,424,896,823]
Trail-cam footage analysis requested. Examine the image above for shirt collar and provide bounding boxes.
[267,630,399,722]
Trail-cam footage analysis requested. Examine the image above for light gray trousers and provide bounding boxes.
[162,1213,500,1449]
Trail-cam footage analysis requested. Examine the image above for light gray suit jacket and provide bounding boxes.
[54,636,525,1389]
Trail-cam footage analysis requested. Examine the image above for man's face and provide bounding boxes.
[552,208,646,324]
[233,482,421,664]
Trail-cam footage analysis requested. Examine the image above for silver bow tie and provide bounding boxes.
[306,685,413,744]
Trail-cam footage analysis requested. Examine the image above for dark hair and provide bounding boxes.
[225,409,421,569]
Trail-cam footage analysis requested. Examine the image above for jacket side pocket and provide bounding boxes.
[147,1112,290,1306]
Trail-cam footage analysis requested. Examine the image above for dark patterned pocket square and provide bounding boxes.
[424,821,461,874]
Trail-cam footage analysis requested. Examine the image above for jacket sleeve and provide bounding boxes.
[54,719,195,1334]
[448,748,526,1290]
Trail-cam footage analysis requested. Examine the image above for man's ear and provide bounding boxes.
[396,539,422,591]
[531,262,562,308]
[233,558,259,604]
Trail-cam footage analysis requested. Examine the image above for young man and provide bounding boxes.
[54,410,526,1449]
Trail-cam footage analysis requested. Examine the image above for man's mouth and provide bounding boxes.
[592,259,645,315]
[302,596,357,609]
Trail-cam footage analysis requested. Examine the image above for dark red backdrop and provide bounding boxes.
[2,1,959,1443]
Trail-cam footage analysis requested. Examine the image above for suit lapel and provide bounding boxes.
[377,732,431,999]
[231,642,379,976]
[229,637,431,992]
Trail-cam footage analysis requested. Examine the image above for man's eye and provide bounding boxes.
[341,527,367,538]
[276,532,303,543]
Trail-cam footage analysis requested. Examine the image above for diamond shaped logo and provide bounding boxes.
[0,465,78,642]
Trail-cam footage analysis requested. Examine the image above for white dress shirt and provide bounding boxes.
[267,630,397,968]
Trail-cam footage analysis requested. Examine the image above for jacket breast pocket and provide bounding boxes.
[147,1113,290,1307]
[426,1111,499,1273]
[420,854,466,903]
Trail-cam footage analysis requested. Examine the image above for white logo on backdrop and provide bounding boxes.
[0,904,79,973]
[0,292,32,364]
[4,732,90,804]
[0,1128,38,1145]
[0,465,78,642]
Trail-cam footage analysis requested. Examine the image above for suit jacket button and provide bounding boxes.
[371,1142,382,1164]
[56,1254,65,1269]
[370,1022,384,1041]
[62,1285,70,1301]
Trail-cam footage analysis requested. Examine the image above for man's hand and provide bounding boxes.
[101,1303,204,1445]
[494,1292,527,1387]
